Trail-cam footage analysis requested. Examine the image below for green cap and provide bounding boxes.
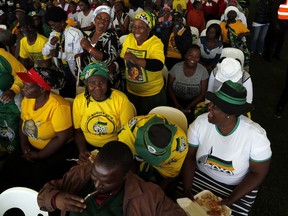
[80,62,109,84]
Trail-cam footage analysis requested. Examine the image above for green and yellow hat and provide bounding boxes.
[80,62,109,84]
[135,115,177,166]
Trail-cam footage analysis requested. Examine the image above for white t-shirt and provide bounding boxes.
[187,113,272,185]
[78,9,94,28]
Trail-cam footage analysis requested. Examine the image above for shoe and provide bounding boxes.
[275,107,283,118]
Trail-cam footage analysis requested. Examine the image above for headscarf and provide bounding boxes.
[92,5,111,20]
[80,62,109,84]
[224,6,240,20]
[134,11,156,29]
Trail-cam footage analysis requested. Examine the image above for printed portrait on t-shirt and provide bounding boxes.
[23,119,38,139]
[125,48,148,83]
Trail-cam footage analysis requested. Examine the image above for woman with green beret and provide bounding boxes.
[73,62,135,165]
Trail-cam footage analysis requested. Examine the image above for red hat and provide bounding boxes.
[16,68,51,90]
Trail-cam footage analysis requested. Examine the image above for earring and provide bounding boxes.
[227,115,230,119]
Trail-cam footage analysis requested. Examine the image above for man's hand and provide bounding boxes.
[55,192,87,212]
[78,151,93,165]
[0,90,15,103]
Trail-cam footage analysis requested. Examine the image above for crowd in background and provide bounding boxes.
[0,0,283,215]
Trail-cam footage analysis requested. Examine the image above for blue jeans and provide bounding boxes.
[250,24,269,53]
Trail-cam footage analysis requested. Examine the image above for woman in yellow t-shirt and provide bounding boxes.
[120,11,166,115]
[73,62,135,165]
[0,67,77,192]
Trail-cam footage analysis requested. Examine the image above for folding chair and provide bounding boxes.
[149,106,188,132]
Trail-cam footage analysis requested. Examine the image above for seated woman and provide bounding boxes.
[220,6,250,66]
[182,80,271,216]
[168,45,209,123]
[73,62,135,165]
[80,5,121,87]
[120,11,166,115]
[165,12,193,70]
[208,57,253,103]
[0,67,77,192]
[197,23,223,72]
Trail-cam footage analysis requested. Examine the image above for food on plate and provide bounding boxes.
[194,191,230,216]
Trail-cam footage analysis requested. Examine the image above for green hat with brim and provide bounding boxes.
[80,62,109,84]
[135,115,177,166]
[206,80,254,115]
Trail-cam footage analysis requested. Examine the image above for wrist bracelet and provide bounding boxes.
[88,47,93,53]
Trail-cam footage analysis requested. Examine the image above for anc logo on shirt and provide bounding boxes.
[86,112,116,135]
[198,147,235,176]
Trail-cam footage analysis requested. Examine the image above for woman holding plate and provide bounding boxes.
[182,80,272,216]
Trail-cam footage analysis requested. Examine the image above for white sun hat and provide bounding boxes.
[215,57,242,83]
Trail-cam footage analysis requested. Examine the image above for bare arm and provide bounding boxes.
[181,146,198,199]
[80,37,104,61]
[74,128,91,165]
[25,127,74,160]
[219,159,271,206]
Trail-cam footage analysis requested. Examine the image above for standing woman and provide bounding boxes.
[0,67,77,192]
[182,80,272,216]
[111,1,130,37]
[167,45,209,122]
[120,11,166,115]
[80,5,121,80]
[73,62,135,165]
[77,0,95,35]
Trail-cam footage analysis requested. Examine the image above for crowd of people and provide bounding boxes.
[0,0,278,215]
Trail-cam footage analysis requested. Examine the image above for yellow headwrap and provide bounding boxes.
[134,11,155,29]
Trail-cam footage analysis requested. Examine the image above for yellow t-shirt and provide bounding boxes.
[21,92,72,149]
[118,114,188,178]
[120,33,165,97]
[0,48,25,94]
[19,33,50,66]
[73,89,135,148]
[172,0,187,12]
[220,21,250,43]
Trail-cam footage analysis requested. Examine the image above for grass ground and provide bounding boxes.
[247,3,288,214]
